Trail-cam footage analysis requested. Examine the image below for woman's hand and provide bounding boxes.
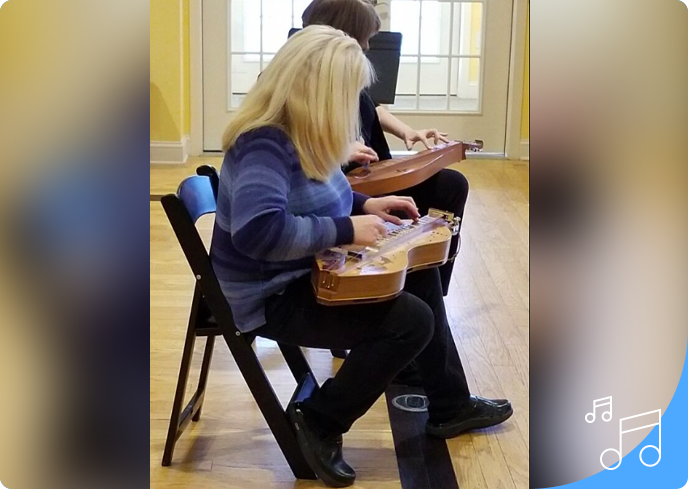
[351,215,387,246]
[402,128,450,150]
[349,141,379,165]
[362,196,420,225]
[375,107,450,150]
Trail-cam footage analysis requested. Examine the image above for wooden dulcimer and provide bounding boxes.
[312,209,460,306]
[346,140,483,196]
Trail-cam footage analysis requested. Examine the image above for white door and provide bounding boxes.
[203,0,514,155]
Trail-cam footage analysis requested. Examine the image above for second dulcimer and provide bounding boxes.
[346,140,483,196]
[312,209,460,306]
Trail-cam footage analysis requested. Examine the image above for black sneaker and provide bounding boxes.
[426,395,513,439]
[287,402,356,488]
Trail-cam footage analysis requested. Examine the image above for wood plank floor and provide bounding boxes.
[150,157,529,489]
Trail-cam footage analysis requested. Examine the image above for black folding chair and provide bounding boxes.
[160,169,318,480]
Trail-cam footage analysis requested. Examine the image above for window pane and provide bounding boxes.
[391,56,419,110]
[262,0,292,53]
[419,1,447,56]
[231,0,258,53]
[231,54,261,108]
[419,57,449,110]
[391,0,420,55]
[450,57,480,111]
[453,3,483,56]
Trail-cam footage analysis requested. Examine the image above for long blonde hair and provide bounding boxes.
[221,25,374,181]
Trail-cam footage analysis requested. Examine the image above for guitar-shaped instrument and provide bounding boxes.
[346,140,483,196]
[312,209,460,305]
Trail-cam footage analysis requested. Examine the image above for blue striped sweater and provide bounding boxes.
[210,127,369,332]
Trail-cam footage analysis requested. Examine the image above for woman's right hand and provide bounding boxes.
[351,215,387,246]
[349,141,379,165]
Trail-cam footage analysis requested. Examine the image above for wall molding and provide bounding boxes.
[151,135,190,164]
[520,139,529,161]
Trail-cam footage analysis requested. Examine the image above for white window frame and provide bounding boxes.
[388,0,486,113]
[227,0,486,113]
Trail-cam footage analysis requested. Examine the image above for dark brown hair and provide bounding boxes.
[302,0,381,45]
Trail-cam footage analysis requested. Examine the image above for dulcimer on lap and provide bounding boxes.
[346,140,483,196]
[312,209,461,306]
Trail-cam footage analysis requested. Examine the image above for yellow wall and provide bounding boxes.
[150,0,190,142]
[183,0,191,136]
[521,4,529,140]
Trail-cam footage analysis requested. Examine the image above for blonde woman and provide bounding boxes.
[210,26,511,488]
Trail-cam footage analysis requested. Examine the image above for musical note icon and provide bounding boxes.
[600,409,661,470]
[585,396,613,423]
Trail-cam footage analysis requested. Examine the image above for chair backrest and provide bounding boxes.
[175,175,216,224]
[161,173,240,336]
[196,165,219,201]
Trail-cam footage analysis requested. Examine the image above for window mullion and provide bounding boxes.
[456,2,463,107]
[416,0,423,110]
[259,0,264,71]
[446,1,455,110]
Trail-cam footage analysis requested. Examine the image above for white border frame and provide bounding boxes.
[505,0,529,160]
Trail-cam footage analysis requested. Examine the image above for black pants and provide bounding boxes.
[398,169,469,295]
[254,268,471,437]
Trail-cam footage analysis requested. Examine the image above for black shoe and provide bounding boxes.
[426,395,513,439]
[391,360,424,387]
[287,402,356,488]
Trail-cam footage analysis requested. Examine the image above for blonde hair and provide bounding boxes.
[221,25,374,181]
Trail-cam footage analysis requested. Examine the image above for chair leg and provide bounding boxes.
[330,349,348,359]
[161,325,197,466]
[162,285,203,467]
[192,335,215,422]
[222,332,317,480]
[279,344,317,384]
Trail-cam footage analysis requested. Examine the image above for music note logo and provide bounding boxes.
[585,396,613,423]
[600,409,661,470]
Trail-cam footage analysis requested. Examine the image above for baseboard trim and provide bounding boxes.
[466,152,506,160]
[520,139,529,161]
[151,136,190,164]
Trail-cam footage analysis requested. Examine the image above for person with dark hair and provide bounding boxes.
[303,0,470,298]
[303,0,471,387]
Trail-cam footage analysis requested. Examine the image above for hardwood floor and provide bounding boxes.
[150,157,529,489]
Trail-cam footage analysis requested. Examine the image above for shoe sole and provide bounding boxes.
[426,407,514,439]
[287,406,355,488]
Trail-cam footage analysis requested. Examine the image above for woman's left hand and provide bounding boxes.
[403,128,450,150]
[362,196,420,225]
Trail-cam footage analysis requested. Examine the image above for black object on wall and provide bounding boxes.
[288,28,402,105]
